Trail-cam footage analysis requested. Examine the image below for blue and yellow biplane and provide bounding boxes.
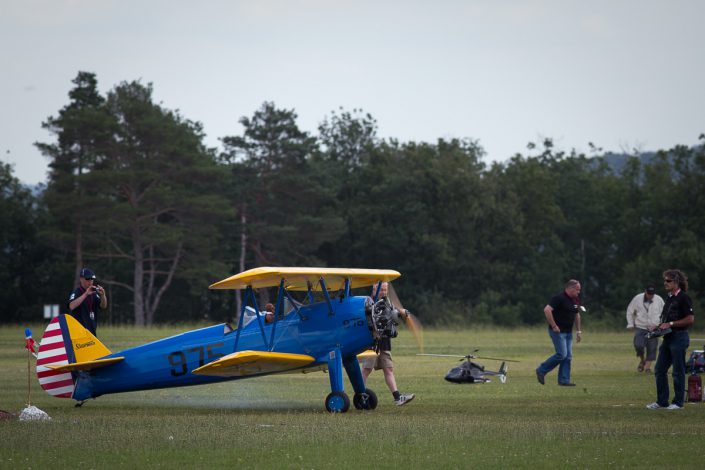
[36,267,412,412]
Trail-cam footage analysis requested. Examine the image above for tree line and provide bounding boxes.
[1,71,703,327]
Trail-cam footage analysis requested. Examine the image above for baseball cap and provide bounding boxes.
[646,285,656,294]
[80,268,96,280]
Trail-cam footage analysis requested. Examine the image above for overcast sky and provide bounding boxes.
[2,0,704,186]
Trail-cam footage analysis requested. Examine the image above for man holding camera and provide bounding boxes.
[362,281,415,406]
[68,268,108,336]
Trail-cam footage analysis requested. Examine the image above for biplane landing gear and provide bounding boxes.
[325,348,350,413]
[353,389,378,410]
[325,391,350,413]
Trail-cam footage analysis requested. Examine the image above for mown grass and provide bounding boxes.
[1,323,705,469]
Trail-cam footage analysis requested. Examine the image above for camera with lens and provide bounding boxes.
[370,299,398,339]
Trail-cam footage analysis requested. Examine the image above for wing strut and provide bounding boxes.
[344,278,351,299]
[319,276,334,316]
[268,278,286,351]
[234,279,289,353]
[234,286,265,352]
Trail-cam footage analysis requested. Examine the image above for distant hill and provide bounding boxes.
[598,143,703,174]
[599,151,658,174]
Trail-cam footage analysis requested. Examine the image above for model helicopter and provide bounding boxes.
[418,350,519,384]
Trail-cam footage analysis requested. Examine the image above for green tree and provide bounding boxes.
[317,107,379,171]
[36,71,112,283]
[0,164,60,321]
[485,140,626,324]
[315,107,379,265]
[220,102,344,273]
[328,137,487,318]
[93,80,231,325]
[620,140,705,312]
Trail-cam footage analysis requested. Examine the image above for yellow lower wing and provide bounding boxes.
[357,350,377,361]
[191,350,316,377]
[46,356,125,372]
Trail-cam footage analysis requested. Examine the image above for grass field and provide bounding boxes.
[2,323,705,469]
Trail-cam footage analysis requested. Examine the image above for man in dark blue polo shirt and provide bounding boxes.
[67,268,108,336]
[536,279,583,386]
[646,269,695,410]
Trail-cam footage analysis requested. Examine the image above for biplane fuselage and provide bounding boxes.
[37,268,401,412]
[74,296,370,399]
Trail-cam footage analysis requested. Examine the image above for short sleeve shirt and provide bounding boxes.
[660,290,694,330]
[548,291,581,333]
[68,287,101,336]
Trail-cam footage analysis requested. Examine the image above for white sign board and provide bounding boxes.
[43,304,60,319]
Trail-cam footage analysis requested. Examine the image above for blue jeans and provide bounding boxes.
[654,330,690,407]
[537,329,573,384]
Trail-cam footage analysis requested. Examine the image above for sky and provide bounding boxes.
[2,0,704,186]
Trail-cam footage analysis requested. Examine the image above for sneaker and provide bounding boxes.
[644,368,652,374]
[646,402,663,410]
[637,360,645,372]
[666,404,683,410]
[394,393,415,406]
[535,369,545,385]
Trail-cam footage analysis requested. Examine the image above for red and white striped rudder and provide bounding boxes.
[36,316,75,398]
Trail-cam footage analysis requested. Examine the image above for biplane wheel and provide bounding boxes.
[325,391,350,413]
[353,389,378,410]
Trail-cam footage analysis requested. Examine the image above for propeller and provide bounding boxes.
[418,350,520,363]
[388,283,424,353]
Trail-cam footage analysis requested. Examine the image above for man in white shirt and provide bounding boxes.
[626,285,664,373]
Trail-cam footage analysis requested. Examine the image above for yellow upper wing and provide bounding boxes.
[191,350,317,377]
[209,267,400,291]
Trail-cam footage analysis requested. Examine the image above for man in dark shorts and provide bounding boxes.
[361,282,415,406]
[626,285,664,373]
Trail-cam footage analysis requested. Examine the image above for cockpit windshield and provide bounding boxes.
[238,297,300,329]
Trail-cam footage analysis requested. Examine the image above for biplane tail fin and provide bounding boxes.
[36,314,114,399]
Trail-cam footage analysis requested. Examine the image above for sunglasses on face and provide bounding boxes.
[664,279,674,283]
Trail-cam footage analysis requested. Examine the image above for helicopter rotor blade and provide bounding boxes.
[473,355,520,363]
[417,353,466,358]
[416,353,519,362]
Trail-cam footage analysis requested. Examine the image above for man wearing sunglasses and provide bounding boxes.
[646,269,695,410]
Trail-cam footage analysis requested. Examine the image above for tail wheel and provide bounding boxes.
[325,391,350,413]
[353,388,378,410]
